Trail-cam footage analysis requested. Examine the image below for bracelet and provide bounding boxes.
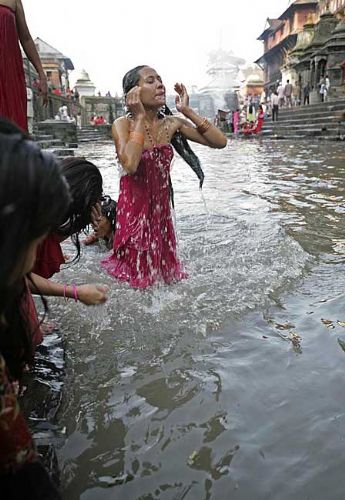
[129,131,144,146]
[196,117,212,135]
[72,284,78,303]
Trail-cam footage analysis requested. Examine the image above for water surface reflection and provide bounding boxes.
[53,139,345,499]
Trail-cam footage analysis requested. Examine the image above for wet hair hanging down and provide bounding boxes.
[122,66,205,206]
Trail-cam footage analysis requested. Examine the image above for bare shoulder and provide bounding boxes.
[113,116,130,133]
[165,115,183,133]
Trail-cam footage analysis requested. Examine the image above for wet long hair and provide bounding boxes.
[122,65,205,200]
[58,157,103,261]
[0,119,71,379]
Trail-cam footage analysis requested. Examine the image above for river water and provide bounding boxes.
[50,138,345,499]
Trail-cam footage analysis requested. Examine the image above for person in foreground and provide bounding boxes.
[102,65,227,288]
[0,121,69,498]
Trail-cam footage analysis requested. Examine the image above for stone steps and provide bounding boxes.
[262,98,345,140]
[44,148,75,158]
[37,139,64,149]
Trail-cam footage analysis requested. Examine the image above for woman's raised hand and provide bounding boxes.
[174,83,189,113]
[126,86,145,119]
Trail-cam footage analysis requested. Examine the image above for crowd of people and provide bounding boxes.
[267,75,331,121]
[0,2,228,496]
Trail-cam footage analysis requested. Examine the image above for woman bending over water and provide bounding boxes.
[102,65,227,288]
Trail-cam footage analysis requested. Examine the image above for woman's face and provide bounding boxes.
[138,67,166,108]
[94,216,112,239]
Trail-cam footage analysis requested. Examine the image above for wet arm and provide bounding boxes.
[15,0,46,80]
[113,117,145,175]
[177,109,227,149]
[29,273,108,305]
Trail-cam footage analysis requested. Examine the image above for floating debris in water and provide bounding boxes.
[321,318,335,328]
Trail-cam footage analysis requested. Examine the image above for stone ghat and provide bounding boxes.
[262,98,345,140]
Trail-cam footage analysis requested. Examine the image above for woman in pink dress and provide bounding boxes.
[0,0,47,131]
[102,65,227,288]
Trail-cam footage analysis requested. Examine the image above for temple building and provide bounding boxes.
[256,1,345,100]
[73,69,96,98]
[198,49,245,113]
[34,37,74,92]
[255,1,319,88]
[239,64,265,104]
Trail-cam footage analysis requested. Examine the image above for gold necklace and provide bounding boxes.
[144,121,156,147]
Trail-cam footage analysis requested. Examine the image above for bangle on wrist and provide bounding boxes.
[72,284,78,302]
[196,117,212,135]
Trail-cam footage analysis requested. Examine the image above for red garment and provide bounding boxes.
[254,112,265,134]
[0,354,37,474]
[33,233,65,279]
[102,144,187,288]
[0,5,27,131]
[21,279,43,347]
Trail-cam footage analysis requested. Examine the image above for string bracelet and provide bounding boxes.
[63,284,78,302]
[196,117,212,135]
[129,131,145,147]
[72,284,78,303]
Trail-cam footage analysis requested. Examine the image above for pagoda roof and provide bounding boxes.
[279,0,318,20]
[257,19,284,40]
[255,33,298,65]
[34,37,74,70]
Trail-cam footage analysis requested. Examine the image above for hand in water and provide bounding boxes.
[126,86,145,119]
[174,83,189,113]
[77,284,109,305]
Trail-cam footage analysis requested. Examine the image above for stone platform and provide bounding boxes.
[262,98,345,140]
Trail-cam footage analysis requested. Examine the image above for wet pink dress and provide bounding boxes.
[102,144,187,288]
[0,5,27,131]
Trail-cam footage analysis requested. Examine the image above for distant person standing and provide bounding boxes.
[303,82,310,105]
[271,91,279,121]
[277,82,285,107]
[320,82,326,102]
[232,109,240,135]
[325,74,330,95]
[284,80,293,107]
[0,0,48,131]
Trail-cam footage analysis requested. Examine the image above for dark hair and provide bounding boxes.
[0,119,71,379]
[122,66,205,194]
[101,195,117,233]
[58,157,103,260]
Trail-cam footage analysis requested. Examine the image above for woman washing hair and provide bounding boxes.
[102,65,227,288]
[31,156,108,305]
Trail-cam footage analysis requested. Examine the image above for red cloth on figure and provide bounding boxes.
[0,5,27,131]
[22,280,43,347]
[102,144,187,288]
[0,355,37,474]
[254,112,265,134]
[32,233,65,279]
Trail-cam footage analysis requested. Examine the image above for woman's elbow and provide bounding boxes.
[213,136,227,149]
